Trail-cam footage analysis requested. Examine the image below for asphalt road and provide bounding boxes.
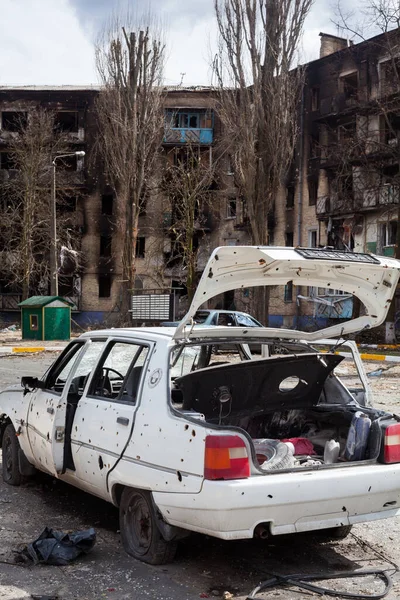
[0,353,399,600]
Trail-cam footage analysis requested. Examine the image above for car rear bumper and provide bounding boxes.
[152,464,400,540]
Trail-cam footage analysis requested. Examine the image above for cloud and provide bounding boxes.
[0,0,96,85]
[0,0,369,87]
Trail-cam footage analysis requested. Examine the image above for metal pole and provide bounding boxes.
[50,161,58,296]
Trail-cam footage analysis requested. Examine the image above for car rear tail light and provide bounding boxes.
[204,435,250,480]
[383,423,400,464]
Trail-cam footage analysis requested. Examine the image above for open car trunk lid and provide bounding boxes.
[172,246,400,343]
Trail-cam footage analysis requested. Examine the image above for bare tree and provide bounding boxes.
[0,108,70,300]
[162,145,215,302]
[95,15,166,323]
[213,0,313,322]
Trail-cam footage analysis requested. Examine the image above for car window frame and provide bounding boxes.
[42,340,86,395]
[86,337,152,406]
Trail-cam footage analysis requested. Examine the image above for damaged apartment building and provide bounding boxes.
[0,85,248,326]
[269,29,400,329]
[1,27,399,328]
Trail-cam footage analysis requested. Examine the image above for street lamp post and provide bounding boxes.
[50,151,86,296]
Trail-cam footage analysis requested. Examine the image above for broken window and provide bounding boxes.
[2,111,27,132]
[341,72,358,101]
[285,232,294,246]
[101,194,113,216]
[380,57,400,95]
[286,185,295,208]
[99,274,111,298]
[58,196,76,213]
[55,111,79,132]
[226,198,237,218]
[136,237,145,258]
[383,113,400,146]
[284,281,293,302]
[338,121,356,143]
[311,87,320,111]
[57,154,78,171]
[0,152,17,169]
[167,110,213,129]
[100,236,112,257]
[308,178,317,206]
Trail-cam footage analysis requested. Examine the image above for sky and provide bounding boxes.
[0,0,361,87]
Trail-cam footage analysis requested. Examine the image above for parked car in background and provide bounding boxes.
[161,309,262,328]
[2,246,400,567]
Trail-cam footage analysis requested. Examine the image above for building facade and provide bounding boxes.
[0,29,399,332]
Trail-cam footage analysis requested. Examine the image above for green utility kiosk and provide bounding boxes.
[19,296,72,341]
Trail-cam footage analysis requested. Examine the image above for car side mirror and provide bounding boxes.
[21,376,46,393]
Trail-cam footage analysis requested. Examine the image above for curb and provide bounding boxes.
[0,346,64,354]
[338,351,400,363]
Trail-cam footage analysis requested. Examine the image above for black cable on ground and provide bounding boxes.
[246,568,393,599]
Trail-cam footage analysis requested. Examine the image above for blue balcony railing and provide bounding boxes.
[163,127,213,145]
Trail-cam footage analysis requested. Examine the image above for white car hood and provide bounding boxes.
[173,246,400,343]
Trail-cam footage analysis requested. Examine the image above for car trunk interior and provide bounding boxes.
[174,353,384,470]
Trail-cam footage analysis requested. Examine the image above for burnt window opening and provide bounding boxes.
[55,111,79,132]
[136,237,145,258]
[227,198,237,218]
[139,188,148,215]
[99,274,111,298]
[286,185,295,208]
[100,235,112,257]
[338,121,356,143]
[336,172,354,202]
[2,111,27,132]
[384,113,400,146]
[58,195,77,213]
[59,276,74,296]
[308,178,317,206]
[0,152,17,170]
[57,154,78,171]
[380,58,400,95]
[341,72,358,100]
[311,87,320,111]
[310,132,320,158]
[285,232,294,247]
[101,194,113,216]
[284,281,293,302]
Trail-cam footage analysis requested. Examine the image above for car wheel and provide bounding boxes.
[119,488,177,565]
[254,439,295,470]
[2,423,22,486]
[318,525,353,541]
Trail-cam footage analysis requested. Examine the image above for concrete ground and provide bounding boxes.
[0,352,399,600]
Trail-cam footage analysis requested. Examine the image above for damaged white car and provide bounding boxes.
[1,246,400,565]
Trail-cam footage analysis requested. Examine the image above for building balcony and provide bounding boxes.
[362,186,399,209]
[163,127,213,145]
